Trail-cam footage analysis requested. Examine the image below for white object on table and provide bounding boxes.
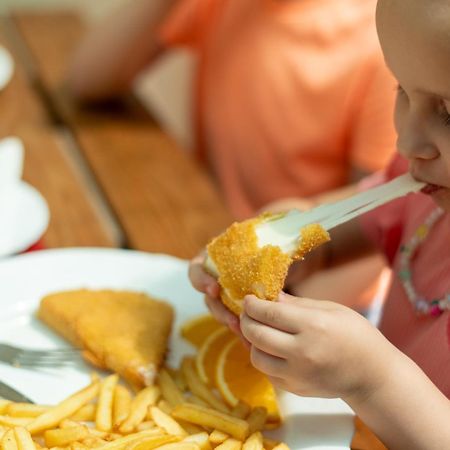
[0,45,14,91]
[0,137,49,257]
[0,248,354,450]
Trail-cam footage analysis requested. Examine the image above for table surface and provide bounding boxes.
[0,12,231,259]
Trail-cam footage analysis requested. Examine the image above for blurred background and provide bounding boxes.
[0,0,125,21]
[0,0,195,150]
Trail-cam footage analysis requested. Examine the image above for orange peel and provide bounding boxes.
[216,338,281,423]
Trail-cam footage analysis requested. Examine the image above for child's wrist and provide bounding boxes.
[343,344,406,411]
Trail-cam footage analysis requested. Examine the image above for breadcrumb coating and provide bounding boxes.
[207,215,330,315]
[38,289,173,387]
[294,223,331,260]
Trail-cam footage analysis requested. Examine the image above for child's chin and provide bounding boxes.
[431,189,450,211]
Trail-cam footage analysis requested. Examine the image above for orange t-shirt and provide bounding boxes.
[159,0,397,219]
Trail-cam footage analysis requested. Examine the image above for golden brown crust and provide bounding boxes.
[38,289,173,387]
[207,216,330,315]
[293,224,331,260]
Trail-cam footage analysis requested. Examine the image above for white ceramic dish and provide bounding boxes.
[0,46,14,91]
[0,248,354,449]
[0,181,50,257]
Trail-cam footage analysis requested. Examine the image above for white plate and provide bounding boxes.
[0,248,354,449]
[0,46,14,91]
[0,181,50,257]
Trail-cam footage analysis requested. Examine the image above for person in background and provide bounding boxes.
[190,0,450,447]
[68,0,397,310]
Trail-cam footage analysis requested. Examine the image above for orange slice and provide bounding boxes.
[180,314,223,348]
[216,338,281,423]
[196,327,234,385]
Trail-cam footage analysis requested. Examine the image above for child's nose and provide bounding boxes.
[396,113,440,162]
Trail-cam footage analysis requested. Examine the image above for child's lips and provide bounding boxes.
[421,184,444,195]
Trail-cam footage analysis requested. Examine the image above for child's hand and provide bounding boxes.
[240,293,395,402]
[188,252,240,334]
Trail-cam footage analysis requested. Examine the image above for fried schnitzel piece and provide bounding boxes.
[38,289,173,387]
[205,213,329,315]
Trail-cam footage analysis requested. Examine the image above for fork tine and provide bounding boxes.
[16,354,79,363]
[0,343,80,368]
[17,348,80,356]
[14,359,76,368]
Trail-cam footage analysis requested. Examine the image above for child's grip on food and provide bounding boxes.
[205,213,330,315]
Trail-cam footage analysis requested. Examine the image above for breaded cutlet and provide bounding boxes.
[38,289,173,387]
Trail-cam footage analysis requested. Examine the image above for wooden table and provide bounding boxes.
[0,12,231,259]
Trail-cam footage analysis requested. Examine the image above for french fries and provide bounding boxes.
[118,387,160,434]
[172,404,249,441]
[44,426,90,447]
[91,429,162,450]
[112,386,131,430]
[271,444,290,450]
[0,418,32,428]
[242,432,263,450]
[1,429,18,450]
[70,404,96,422]
[149,408,187,437]
[0,402,10,416]
[15,428,36,450]
[127,436,178,450]
[0,372,289,450]
[155,443,199,450]
[183,432,211,450]
[209,430,228,445]
[155,401,173,416]
[262,438,281,450]
[96,375,119,432]
[230,403,250,421]
[6,405,49,419]
[27,381,100,434]
[246,409,267,434]
[215,438,242,450]
[181,360,229,414]
[0,314,291,450]
[136,421,155,432]
[157,370,184,407]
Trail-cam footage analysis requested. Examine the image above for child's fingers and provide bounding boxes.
[243,295,299,333]
[278,292,337,310]
[188,253,220,298]
[250,346,287,377]
[205,295,239,329]
[267,375,290,392]
[240,312,292,358]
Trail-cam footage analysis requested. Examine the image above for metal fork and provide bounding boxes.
[0,343,80,368]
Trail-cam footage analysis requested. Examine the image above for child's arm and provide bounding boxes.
[240,294,450,450]
[67,0,176,101]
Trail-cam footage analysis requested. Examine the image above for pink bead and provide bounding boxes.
[430,305,442,317]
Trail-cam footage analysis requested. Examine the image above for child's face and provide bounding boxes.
[377,0,450,211]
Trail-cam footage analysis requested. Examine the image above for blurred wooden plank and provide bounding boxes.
[0,23,118,249]
[19,126,119,249]
[0,20,47,130]
[12,12,231,258]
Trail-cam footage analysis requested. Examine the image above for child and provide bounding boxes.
[70,0,398,311]
[189,0,450,447]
